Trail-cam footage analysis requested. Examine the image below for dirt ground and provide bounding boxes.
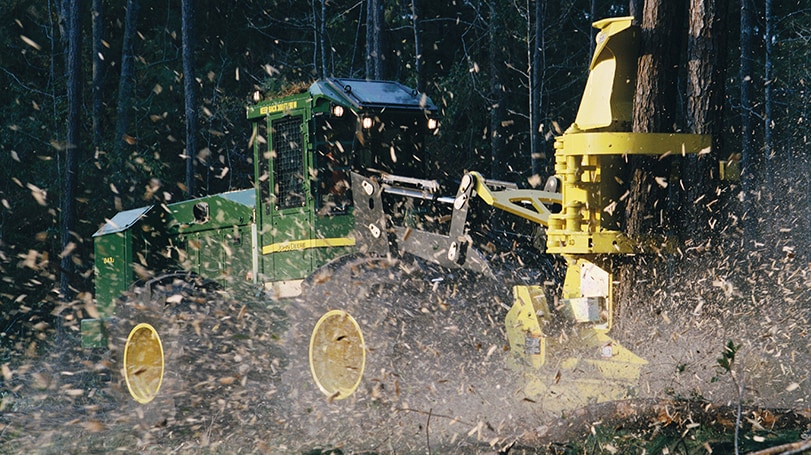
[1,252,810,454]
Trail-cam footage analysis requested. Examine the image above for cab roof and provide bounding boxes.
[312,78,437,112]
[247,78,436,119]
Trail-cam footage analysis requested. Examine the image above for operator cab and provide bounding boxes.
[246,78,439,290]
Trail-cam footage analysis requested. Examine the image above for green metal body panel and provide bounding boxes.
[92,205,169,317]
[312,213,355,269]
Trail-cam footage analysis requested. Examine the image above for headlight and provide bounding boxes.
[332,105,345,117]
[427,118,438,130]
[361,116,374,129]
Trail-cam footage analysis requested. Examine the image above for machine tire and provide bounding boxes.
[275,254,527,452]
[107,275,280,437]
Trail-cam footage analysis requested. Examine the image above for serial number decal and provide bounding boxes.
[259,101,298,115]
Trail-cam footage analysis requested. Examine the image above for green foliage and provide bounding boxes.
[566,418,804,455]
[717,339,739,374]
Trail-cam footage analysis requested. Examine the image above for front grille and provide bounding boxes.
[272,115,305,209]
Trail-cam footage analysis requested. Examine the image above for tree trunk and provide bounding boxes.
[633,2,684,133]
[321,0,327,78]
[626,0,685,237]
[61,0,82,299]
[488,3,505,179]
[763,0,773,184]
[113,0,139,158]
[365,0,385,79]
[411,0,422,91]
[739,0,758,240]
[182,0,199,197]
[365,0,373,78]
[91,0,104,153]
[684,0,729,241]
[371,0,384,79]
[530,0,546,178]
[616,0,686,316]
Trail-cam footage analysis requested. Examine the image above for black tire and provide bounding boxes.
[106,276,282,441]
[275,254,532,453]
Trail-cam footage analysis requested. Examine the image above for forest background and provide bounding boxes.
[1,0,809,345]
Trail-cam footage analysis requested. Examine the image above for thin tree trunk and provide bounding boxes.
[182,0,199,197]
[371,0,384,79]
[589,0,596,56]
[312,0,318,76]
[363,0,385,79]
[530,0,545,178]
[489,3,505,179]
[91,0,104,153]
[411,0,422,91]
[365,0,373,78]
[61,0,82,299]
[764,0,773,185]
[113,0,139,158]
[739,0,758,240]
[321,0,327,78]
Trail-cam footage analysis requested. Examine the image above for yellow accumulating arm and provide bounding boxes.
[467,171,561,226]
[571,16,638,132]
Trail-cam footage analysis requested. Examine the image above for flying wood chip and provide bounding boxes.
[20,35,41,50]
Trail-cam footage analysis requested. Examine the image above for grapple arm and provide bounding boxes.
[350,172,493,277]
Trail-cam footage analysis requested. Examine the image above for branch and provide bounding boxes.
[0,66,54,98]
[747,438,811,455]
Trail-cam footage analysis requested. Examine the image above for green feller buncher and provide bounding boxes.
[83,16,710,451]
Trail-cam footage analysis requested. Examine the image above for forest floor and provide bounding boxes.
[2,345,810,455]
[1,253,811,454]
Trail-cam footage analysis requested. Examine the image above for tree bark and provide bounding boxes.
[633,2,684,133]
[616,0,686,318]
[61,0,82,299]
[182,0,199,197]
[626,0,686,237]
[684,0,729,241]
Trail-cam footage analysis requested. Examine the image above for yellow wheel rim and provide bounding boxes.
[309,310,365,400]
[123,323,165,404]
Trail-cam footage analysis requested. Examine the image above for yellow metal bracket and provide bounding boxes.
[505,286,550,370]
[546,132,711,256]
